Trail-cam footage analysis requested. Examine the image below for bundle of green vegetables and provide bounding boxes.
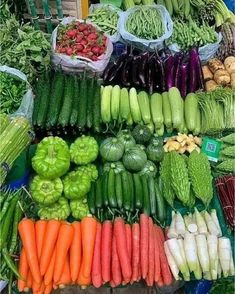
[0,15,50,83]
[216,133,235,174]
[30,135,99,220]
[0,72,27,114]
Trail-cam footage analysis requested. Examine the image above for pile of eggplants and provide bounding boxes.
[103,47,204,97]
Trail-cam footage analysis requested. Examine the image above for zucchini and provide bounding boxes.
[86,77,95,128]
[57,75,74,127]
[32,74,44,126]
[93,83,101,133]
[107,169,117,208]
[121,171,131,211]
[95,178,103,209]
[168,87,183,129]
[77,77,88,129]
[193,108,201,135]
[141,175,150,215]
[111,85,121,122]
[184,93,198,132]
[148,177,156,217]
[162,91,172,128]
[155,178,166,223]
[133,173,143,210]
[46,72,65,128]
[151,93,163,129]
[87,183,96,215]
[137,91,151,124]
[127,172,135,212]
[115,172,123,209]
[101,85,112,124]
[120,87,130,121]
[129,87,142,123]
[70,76,80,127]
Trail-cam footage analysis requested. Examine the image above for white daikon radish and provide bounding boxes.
[218,237,231,277]
[184,213,198,234]
[166,238,190,280]
[207,234,218,280]
[204,211,220,236]
[217,259,222,278]
[175,212,186,236]
[195,234,210,274]
[194,261,202,280]
[194,208,208,235]
[204,271,212,280]
[164,241,180,280]
[183,232,198,272]
[211,209,222,237]
[229,250,234,276]
[167,211,178,239]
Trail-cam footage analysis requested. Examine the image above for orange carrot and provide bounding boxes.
[70,222,82,283]
[44,250,56,286]
[155,225,173,286]
[140,214,149,279]
[153,226,161,283]
[111,234,122,286]
[18,219,41,284]
[77,262,91,288]
[57,255,71,287]
[125,224,132,265]
[53,222,74,282]
[78,216,97,279]
[18,248,29,292]
[91,222,102,288]
[110,280,116,288]
[148,218,155,286]
[40,220,61,276]
[53,283,58,290]
[131,223,140,283]
[156,276,164,287]
[35,220,47,260]
[38,281,45,294]
[32,279,40,292]
[26,270,33,289]
[44,283,52,294]
[101,220,112,283]
[113,217,132,282]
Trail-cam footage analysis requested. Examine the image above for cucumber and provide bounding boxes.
[87,183,96,215]
[137,91,151,124]
[115,172,123,209]
[120,87,130,121]
[101,85,112,124]
[127,172,135,212]
[155,178,166,223]
[148,176,156,217]
[133,173,143,209]
[150,93,163,129]
[129,87,142,123]
[77,77,88,129]
[121,171,131,211]
[46,72,65,128]
[57,75,74,127]
[107,169,117,208]
[95,178,103,209]
[162,91,172,128]
[32,74,44,126]
[102,173,109,207]
[168,87,183,129]
[111,85,121,121]
[70,76,80,127]
[93,83,101,133]
[86,77,95,128]
[141,175,150,215]
[184,93,198,132]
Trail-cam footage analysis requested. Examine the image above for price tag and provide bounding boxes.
[201,137,222,162]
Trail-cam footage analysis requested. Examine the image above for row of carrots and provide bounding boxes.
[17,214,173,294]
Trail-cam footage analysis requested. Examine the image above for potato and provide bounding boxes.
[224,56,235,74]
[231,72,235,88]
[202,65,213,81]
[208,58,225,73]
[214,69,230,86]
[205,80,218,91]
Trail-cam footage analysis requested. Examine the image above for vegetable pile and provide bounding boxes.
[17,214,173,291]
[56,20,107,61]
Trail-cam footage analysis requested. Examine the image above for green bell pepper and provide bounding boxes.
[32,136,70,179]
[30,175,63,205]
[76,164,98,182]
[63,170,91,200]
[70,135,99,165]
[70,199,89,220]
[38,197,70,220]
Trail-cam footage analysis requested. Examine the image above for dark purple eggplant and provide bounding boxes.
[121,47,134,87]
[173,52,184,88]
[131,55,141,87]
[138,51,149,88]
[107,52,128,82]
[165,54,175,90]
[189,48,199,93]
[146,53,156,94]
[103,61,116,81]
[155,53,166,92]
[180,60,189,98]
[196,52,205,91]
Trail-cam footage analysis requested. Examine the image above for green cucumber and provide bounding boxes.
[141,175,150,215]
[133,173,143,209]
[121,171,131,211]
[86,77,95,128]
[148,176,156,217]
[70,76,80,127]
[95,178,103,209]
[77,77,88,129]
[32,74,44,126]
[155,178,166,223]
[115,172,123,209]
[93,83,101,133]
[107,169,117,208]
[127,172,135,212]
[87,183,96,215]
[102,173,109,207]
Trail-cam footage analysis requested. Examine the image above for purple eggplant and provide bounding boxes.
[146,53,156,94]
[173,52,184,88]
[189,48,199,93]
[131,55,141,87]
[138,51,149,88]
[107,52,128,82]
[165,54,175,90]
[103,61,116,81]
[196,53,205,91]
[152,54,162,92]
[121,48,134,87]
[180,61,189,98]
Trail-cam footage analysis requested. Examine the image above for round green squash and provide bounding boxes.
[123,146,147,172]
[100,137,124,162]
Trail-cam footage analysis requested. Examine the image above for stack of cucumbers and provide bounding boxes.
[32,71,102,133]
